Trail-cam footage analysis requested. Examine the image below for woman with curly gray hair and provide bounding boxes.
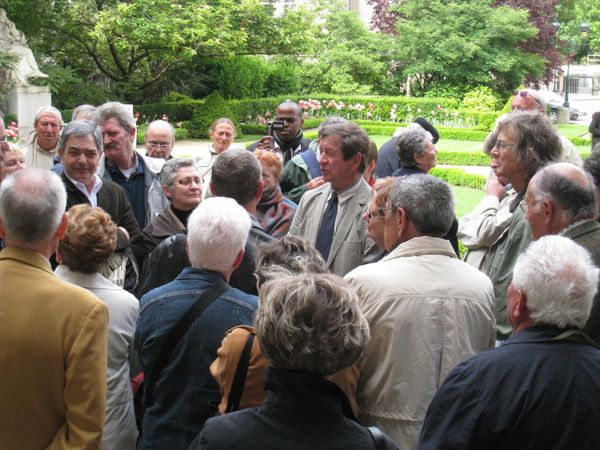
[194,272,397,450]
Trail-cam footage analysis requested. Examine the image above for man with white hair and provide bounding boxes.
[0,168,108,449]
[419,236,600,450]
[145,120,175,160]
[20,105,63,169]
[526,162,600,341]
[345,174,495,450]
[134,197,259,450]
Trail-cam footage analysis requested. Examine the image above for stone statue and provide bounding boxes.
[0,8,48,87]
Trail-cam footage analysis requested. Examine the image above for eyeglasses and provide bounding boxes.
[147,141,172,149]
[494,140,515,151]
[367,207,391,220]
[0,136,7,142]
[513,90,543,109]
[176,176,202,186]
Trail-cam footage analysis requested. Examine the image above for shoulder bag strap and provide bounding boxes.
[225,331,256,413]
[367,426,389,450]
[145,280,229,407]
[300,148,322,178]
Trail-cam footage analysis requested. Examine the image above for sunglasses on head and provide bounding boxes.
[513,90,543,109]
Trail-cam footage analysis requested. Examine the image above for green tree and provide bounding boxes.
[2,0,318,103]
[301,7,395,94]
[393,0,545,93]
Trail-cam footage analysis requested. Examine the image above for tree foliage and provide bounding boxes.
[2,0,319,103]
[495,0,561,84]
[301,7,395,94]
[393,0,544,93]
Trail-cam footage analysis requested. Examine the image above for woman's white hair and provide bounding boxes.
[186,197,251,273]
[512,235,599,329]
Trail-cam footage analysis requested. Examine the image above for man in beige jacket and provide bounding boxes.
[345,174,495,450]
[0,168,108,450]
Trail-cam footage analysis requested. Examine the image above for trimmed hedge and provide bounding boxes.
[134,101,201,122]
[430,167,486,190]
[436,151,491,166]
[188,92,234,139]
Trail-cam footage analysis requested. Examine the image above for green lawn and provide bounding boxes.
[452,186,486,218]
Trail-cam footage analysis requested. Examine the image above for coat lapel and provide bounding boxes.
[327,181,369,265]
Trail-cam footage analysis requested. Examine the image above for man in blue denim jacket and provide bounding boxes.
[135,197,258,450]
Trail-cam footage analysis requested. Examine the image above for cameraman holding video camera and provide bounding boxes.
[247,101,312,165]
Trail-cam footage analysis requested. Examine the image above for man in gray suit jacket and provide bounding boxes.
[526,162,600,341]
[289,121,377,276]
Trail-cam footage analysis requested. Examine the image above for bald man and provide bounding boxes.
[526,162,600,340]
[145,120,175,160]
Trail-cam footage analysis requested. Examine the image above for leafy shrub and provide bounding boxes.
[188,92,235,138]
[430,167,486,189]
[462,86,501,111]
[572,136,592,146]
[162,91,195,102]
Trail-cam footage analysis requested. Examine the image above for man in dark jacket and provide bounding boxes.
[58,120,143,290]
[137,149,274,297]
[418,236,600,450]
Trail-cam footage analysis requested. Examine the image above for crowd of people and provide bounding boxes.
[2,93,600,450]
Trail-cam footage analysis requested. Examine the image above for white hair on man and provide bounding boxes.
[512,235,599,329]
[34,105,62,126]
[186,197,251,273]
[0,168,66,243]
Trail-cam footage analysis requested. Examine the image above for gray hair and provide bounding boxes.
[318,121,369,173]
[187,197,251,272]
[530,164,598,223]
[211,149,261,205]
[496,111,562,181]
[146,120,175,143]
[512,235,599,329]
[59,120,103,153]
[255,235,328,285]
[34,106,62,126]
[0,142,24,169]
[71,104,97,121]
[317,116,348,134]
[95,101,136,132]
[255,272,370,376]
[0,169,66,243]
[160,158,197,188]
[389,174,455,237]
[396,123,433,168]
[208,117,236,136]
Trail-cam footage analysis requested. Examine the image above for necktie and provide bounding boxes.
[315,191,338,261]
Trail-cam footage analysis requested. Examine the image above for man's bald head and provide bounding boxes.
[526,163,598,239]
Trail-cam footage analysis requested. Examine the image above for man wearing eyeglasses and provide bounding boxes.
[145,120,175,160]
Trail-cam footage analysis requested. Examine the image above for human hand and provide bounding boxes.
[486,178,506,200]
[307,176,325,190]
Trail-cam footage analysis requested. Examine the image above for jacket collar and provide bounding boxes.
[0,247,53,275]
[54,264,117,290]
[383,235,457,261]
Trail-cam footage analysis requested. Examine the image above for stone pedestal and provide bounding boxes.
[8,85,52,138]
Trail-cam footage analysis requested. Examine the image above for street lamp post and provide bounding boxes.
[554,21,591,108]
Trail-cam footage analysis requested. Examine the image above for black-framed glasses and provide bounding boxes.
[513,90,543,109]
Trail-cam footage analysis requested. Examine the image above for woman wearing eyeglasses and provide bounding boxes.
[362,177,393,262]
